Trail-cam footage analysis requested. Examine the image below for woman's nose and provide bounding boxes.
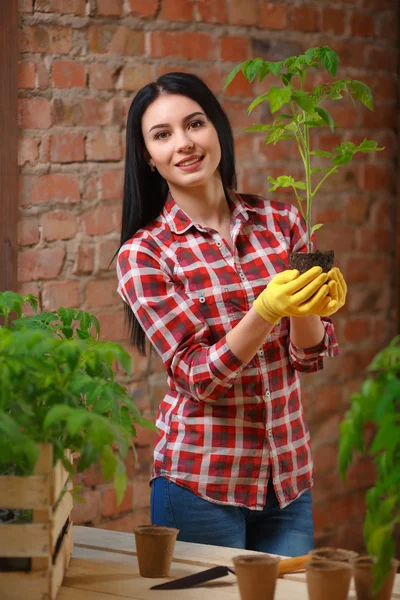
[175,131,194,151]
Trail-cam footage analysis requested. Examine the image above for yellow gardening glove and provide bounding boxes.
[314,267,347,317]
[253,267,330,325]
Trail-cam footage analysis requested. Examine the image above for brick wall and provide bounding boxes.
[17,0,398,548]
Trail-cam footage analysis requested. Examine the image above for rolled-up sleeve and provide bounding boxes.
[288,318,339,372]
[117,236,246,403]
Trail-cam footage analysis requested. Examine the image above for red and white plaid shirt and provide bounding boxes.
[117,190,339,510]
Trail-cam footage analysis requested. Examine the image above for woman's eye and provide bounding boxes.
[153,120,204,141]
[154,131,169,140]
[189,120,204,129]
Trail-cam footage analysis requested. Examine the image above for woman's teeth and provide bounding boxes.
[179,157,203,166]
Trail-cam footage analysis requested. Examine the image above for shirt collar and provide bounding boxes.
[162,189,257,235]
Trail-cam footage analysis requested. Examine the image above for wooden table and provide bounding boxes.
[58,526,400,600]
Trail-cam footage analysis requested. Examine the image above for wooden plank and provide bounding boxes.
[73,526,267,568]
[50,520,74,600]
[52,456,72,506]
[64,546,311,600]
[0,569,47,600]
[0,0,18,293]
[32,445,53,570]
[0,475,51,510]
[51,492,73,553]
[0,523,49,557]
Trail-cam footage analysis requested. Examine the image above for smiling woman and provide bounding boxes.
[115,71,344,557]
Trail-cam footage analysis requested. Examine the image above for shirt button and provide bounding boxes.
[239,272,246,280]
[268,430,273,438]
[258,350,264,357]
[199,296,206,303]
[266,390,271,398]
[216,241,222,248]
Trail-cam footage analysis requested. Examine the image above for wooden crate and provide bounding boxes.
[0,444,74,600]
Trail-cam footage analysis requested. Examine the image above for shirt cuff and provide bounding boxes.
[288,319,339,372]
[209,338,247,382]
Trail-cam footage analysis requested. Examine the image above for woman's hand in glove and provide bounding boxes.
[253,266,330,325]
[314,267,347,317]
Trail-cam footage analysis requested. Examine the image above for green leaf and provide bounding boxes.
[267,86,292,114]
[247,93,270,115]
[114,469,128,506]
[311,223,324,232]
[243,124,275,132]
[265,127,292,145]
[224,63,243,89]
[258,62,270,82]
[266,60,285,77]
[58,308,75,327]
[318,46,340,77]
[315,106,335,132]
[61,326,73,339]
[310,150,332,158]
[243,57,263,83]
[291,91,314,114]
[348,80,374,111]
[101,445,118,481]
[268,175,306,192]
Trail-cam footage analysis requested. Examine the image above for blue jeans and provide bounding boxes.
[150,477,314,557]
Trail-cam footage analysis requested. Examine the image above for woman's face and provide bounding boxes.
[141,94,222,188]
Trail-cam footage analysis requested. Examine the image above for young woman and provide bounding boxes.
[116,72,346,556]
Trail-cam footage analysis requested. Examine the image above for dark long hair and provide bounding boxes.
[119,72,237,355]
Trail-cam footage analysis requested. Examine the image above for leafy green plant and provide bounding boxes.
[339,336,400,592]
[225,45,384,251]
[0,291,157,504]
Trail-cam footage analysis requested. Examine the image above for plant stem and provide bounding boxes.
[311,167,338,198]
[303,115,312,252]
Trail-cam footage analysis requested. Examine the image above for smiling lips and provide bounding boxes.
[176,155,204,167]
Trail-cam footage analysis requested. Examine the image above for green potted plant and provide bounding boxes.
[0,290,157,504]
[225,45,384,272]
[339,336,400,598]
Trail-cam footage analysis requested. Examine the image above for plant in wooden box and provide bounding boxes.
[339,336,400,599]
[225,45,383,272]
[0,291,157,600]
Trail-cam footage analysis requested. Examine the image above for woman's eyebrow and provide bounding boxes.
[148,112,205,133]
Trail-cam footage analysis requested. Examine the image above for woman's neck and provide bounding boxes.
[168,176,231,229]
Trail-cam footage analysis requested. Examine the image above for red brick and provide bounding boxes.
[20,25,73,54]
[227,0,258,26]
[347,285,390,314]
[316,224,354,253]
[21,173,80,206]
[101,511,150,532]
[197,0,226,23]
[259,3,288,30]
[367,46,397,72]
[350,11,375,37]
[224,71,255,98]
[18,62,35,89]
[376,12,398,41]
[53,97,114,127]
[343,317,370,343]
[82,203,120,236]
[18,247,65,282]
[220,36,248,62]
[74,244,95,275]
[85,279,120,308]
[344,255,391,285]
[97,311,127,341]
[99,241,118,271]
[312,384,342,419]
[100,170,124,200]
[361,105,397,129]
[52,60,86,88]
[37,64,50,90]
[358,164,395,193]
[321,8,345,35]
[343,195,368,225]
[135,425,157,447]
[369,196,394,228]
[118,64,152,91]
[71,490,100,525]
[96,0,123,16]
[83,174,98,200]
[101,482,133,517]
[19,0,33,12]
[313,443,338,476]
[86,130,121,162]
[159,0,193,21]
[132,478,152,510]
[35,0,86,14]
[18,137,39,166]
[127,0,158,18]
[355,227,393,253]
[49,132,85,163]
[42,280,80,310]
[42,210,78,241]
[290,6,318,32]
[18,98,52,129]
[81,461,106,487]
[89,63,116,90]
[88,26,145,56]
[150,31,217,60]
[18,216,39,246]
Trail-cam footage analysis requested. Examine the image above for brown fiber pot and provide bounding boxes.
[352,556,399,600]
[134,525,179,578]
[306,560,353,600]
[309,547,358,563]
[289,250,334,274]
[232,554,280,600]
